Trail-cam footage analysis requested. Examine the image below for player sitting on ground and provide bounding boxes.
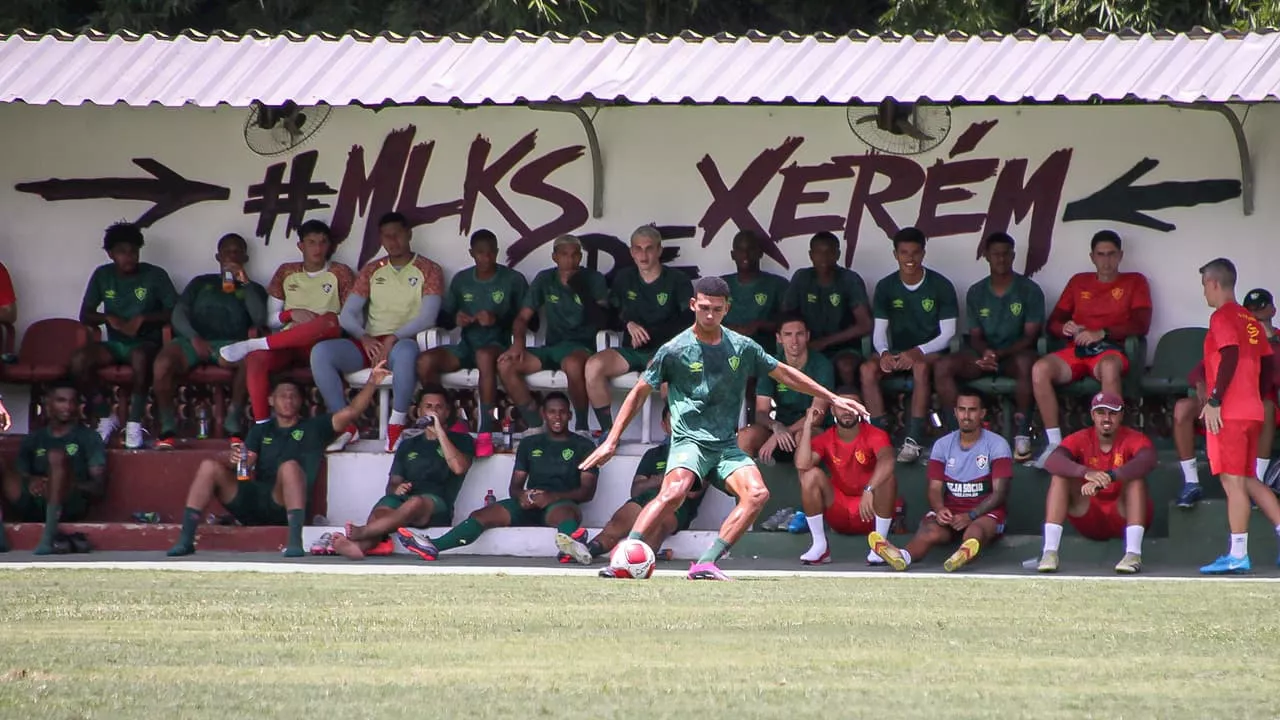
[736,313,833,465]
[1,381,106,554]
[1195,259,1280,574]
[860,226,959,463]
[166,363,389,558]
[1036,392,1155,574]
[579,276,866,581]
[593,405,708,577]
[330,384,475,559]
[153,233,268,448]
[1031,230,1152,466]
[782,231,872,388]
[218,219,355,429]
[868,390,1011,572]
[72,222,178,449]
[398,392,599,563]
[794,389,901,566]
[498,234,609,438]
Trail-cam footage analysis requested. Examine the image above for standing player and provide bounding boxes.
[1036,392,1155,574]
[868,391,1011,572]
[579,276,866,581]
[794,389,900,565]
[1195,259,1280,574]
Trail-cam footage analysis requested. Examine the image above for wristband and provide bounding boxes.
[1207,397,1222,408]
[967,510,978,521]
[863,485,874,496]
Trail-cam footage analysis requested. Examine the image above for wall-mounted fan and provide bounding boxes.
[244,100,332,157]
[847,99,952,155]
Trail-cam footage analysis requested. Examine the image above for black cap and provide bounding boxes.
[1244,288,1274,310]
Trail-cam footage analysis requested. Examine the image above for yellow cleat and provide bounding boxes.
[867,531,907,571]
[1114,552,1142,574]
[1036,550,1060,573]
[943,538,980,573]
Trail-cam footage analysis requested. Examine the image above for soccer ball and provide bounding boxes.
[609,539,656,579]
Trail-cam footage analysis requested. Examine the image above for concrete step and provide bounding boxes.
[2,522,287,552]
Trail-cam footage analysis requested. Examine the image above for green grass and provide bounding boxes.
[1,570,1278,719]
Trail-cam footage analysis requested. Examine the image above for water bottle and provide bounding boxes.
[501,418,513,453]
[195,403,210,440]
[484,489,497,506]
[221,269,236,293]
[232,437,251,481]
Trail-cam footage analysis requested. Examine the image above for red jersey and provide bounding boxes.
[0,262,13,307]
[1049,272,1152,337]
[1059,425,1154,502]
[809,424,891,497]
[1206,302,1273,421]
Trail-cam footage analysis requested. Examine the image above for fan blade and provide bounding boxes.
[854,115,877,125]
[895,119,934,142]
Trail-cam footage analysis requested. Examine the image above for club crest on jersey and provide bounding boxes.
[65,443,79,456]
[323,283,333,294]
[828,293,840,307]
[754,293,767,306]
[854,450,867,464]
[492,290,505,303]
[922,298,935,312]
[1111,288,1124,300]
[728,356,741,372]
[657,292,669,306]
[561,448,575,461]
[408,277,419,287]
[574,295,582,305]
[1113,453,1123,465]
[976,454,988,470]
[134,287,148,300]
[291,429,304,441]
[946,457,956,468]
[1010,302,1023,317]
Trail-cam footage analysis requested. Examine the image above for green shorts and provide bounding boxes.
[13,486,90,523]
[665,439,754,497]
[223,482,287,526]
[175,338,236,368]
[102,338,157,363]
[374,493,452,527]
[615,346,655,373]
[452,341,504,370]
[494,497,580,527]
[629,489,696,532]
[528,341,592,369]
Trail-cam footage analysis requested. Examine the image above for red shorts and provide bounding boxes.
[925,507,1006,535]
[1051,347,1128,383]
[826,494,905,536]
[1207,418,1262,477]
[1068,496,1153,540]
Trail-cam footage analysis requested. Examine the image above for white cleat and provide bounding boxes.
[124,421,145,449]
[97,416,120,445]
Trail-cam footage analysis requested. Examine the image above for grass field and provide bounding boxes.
[1,570,1278,719]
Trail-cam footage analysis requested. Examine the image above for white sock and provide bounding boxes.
[255,418,270,424]
[1258,457,1271,479]
[1180,459,1199,485]
[1043,523,1063,553]
[800,514,827,562]
[244,337,269,352]
[389,410,407,425]
[874,515,891,537]
[900,549,913,567]
[1124,525,1144,555]
[1045,428,1062,445]
[1229,533,1248,559]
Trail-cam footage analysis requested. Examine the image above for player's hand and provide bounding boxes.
[105,314,125,331]
[978,350,999,372]
[517,489,537,510]
[1200,403,1224,434]
[626,322,651,348]
[935,508,954,525]
[222,262,249,285]
[758,434,778,464]
[902,348,925,367]
[804,406,822,426]
[500,345,525,367]
[528,489,551,509]
[368,360,391,386]
[456,311,474,328]
[359,335,386,364]
[28,477,48,498]
[228,445,257,467]
[878,353,897,374]
[1082,470,1110,496]
[394,482,412,497]
[859,490,875,522]
[475,311,497,327]
[579,438,617,470]
[290,309,317,325]
[0,399,11,432]
[1074,329,1104,346]
[950,513,972,531]
[776,429,798,452]
[191,336,213,361]
[1062,321,1082,337]
[829,394,869,421]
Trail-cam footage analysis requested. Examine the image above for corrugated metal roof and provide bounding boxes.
[0,29,1278,107]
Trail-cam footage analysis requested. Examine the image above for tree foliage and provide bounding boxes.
[0,0,1275,36]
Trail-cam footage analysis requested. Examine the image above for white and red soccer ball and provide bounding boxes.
[609,538,656,579]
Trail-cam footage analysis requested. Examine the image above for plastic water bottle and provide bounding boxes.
[195,404,210,440]
[232,437,251,481]
[501,418,513,453]
[484,489,497,506]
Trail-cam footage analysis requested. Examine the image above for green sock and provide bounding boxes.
[627,530,644,541]
[478,404,493,433]
[593,406,613,433]
[433,517,484,552]
[223,406,242,435]
[34,503,60,555]
[283,509,305,557]
[906,417,925,442]
[870,415,889,431]
[159,408,178,435]
[574,406,590,432]
[522,402,544,429]
[167,507,201,556]
[697,537,732,564]
[128,393,147,423]
[556,518,580,536]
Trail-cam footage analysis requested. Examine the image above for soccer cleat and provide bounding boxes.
[326,425,358,453]
[1031,443,1059,469]
[896,438,923,464]
[786,511,809,534]
[218,340,256,364]
[396,528,439,561]
[124,422,145,450]
[474,432,495,458]
[943,538,980,572]
[1036,550,1059,573]
[1199,554,1252,575]
[1114,552,1142,574]
[760,508,793,531]
[555,528,593,565]
[310,532,337,556]
[166,541,196,557]
[96,416,120,445]
[365,538,395,557]
[865,551,886,567]
[1013,435,1033,463]
[1175,483,1203,508]
[800,548,831,566]
[154,434,177,451]
[385,423,405,453]
[867,531,907,571]
[598,566,624,578]
[687,562,733,581]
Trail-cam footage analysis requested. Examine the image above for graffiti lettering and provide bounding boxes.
[15,159,230,229]
[243,151,337,243]
[983,151,1073,276]
[695,137,803,268]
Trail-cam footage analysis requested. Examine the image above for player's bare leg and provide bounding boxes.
[335,496,437,559]
[415,347,462,386]
[899,355,937,462]
[168,459,240,557]
[497,352,544,432]
[1114,478,1149,574]
[736,423,772,459]
[1007,350,1038,461]
[1031,354,1073,465]
[560,350,593,434]
[943,515,1001,573]
[859,357,888,424]
[1035,474,1086,572]
[474,347,502,434]
[585,349,629,436]
[686,465,769,581]
[1173,397,1204,507]
[594,503,679,577]
[630,469,695,540]
[1093,355,1125,398]
[272,460,308,557]
[797,466,834,563]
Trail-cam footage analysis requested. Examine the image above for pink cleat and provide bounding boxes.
[687,562,734,581]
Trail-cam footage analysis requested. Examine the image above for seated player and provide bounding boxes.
[416,230,527,454]
[1031,230,1152,465]
[398,392,598,562]
[329,384,475,559]
[166,363,389,558]
[933,232,1045,461]
[868,390,1011,572]
[72,222,177,449]
[737,313,833,464]
[1036,392,1154,574]
[498,234,608,437]
[153,233,268,449]
[794,389,901,565]
[1,381,106,554]
[586,225,693,437]
[723,230,788,421]
[783,231,872,388]
[218,219,355,429]
[591,405,708,575]
[860,227,959,463]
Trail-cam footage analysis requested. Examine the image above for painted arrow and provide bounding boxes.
[15,158,231,228]
[1062,157,1241,232]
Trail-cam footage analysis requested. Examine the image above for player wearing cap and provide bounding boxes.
[1196,259,1280,574]
[1035,391,1155,574]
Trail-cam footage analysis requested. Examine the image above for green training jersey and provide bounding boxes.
[783,267,869,353]
[246,414,336,490]
[610,266,694,349]
[390,430,476,508]
[515,433,599,493]
[443,266,528,349]
[80,262,178,344]
[17,425,106,484]
[635,441,671,478]
[179,274,268,341]
[757,351,834,426]
[965,274,1046,351]
[642,327,779,446]
[872,269,959,353]
[723,271,788,349]
[523,268,609,347]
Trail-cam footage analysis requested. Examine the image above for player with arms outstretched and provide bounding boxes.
[579,276,866,581]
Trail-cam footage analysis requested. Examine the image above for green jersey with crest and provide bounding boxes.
[523,268,609,347]
[965,274,1046,351]
[872,269,959,353]
[179,274,268,341]
[610,266,694,349]
[723,271,788,349]
[783,267,869,354]
[17,425,106,483]
[757,351,834,426]
[389,430,476,507]
[80,262,178,344]
[443,266,529,349]
[515,433,599,493]
[246,414,336,490]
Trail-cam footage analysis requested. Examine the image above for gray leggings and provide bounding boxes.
[310,337,419,414]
